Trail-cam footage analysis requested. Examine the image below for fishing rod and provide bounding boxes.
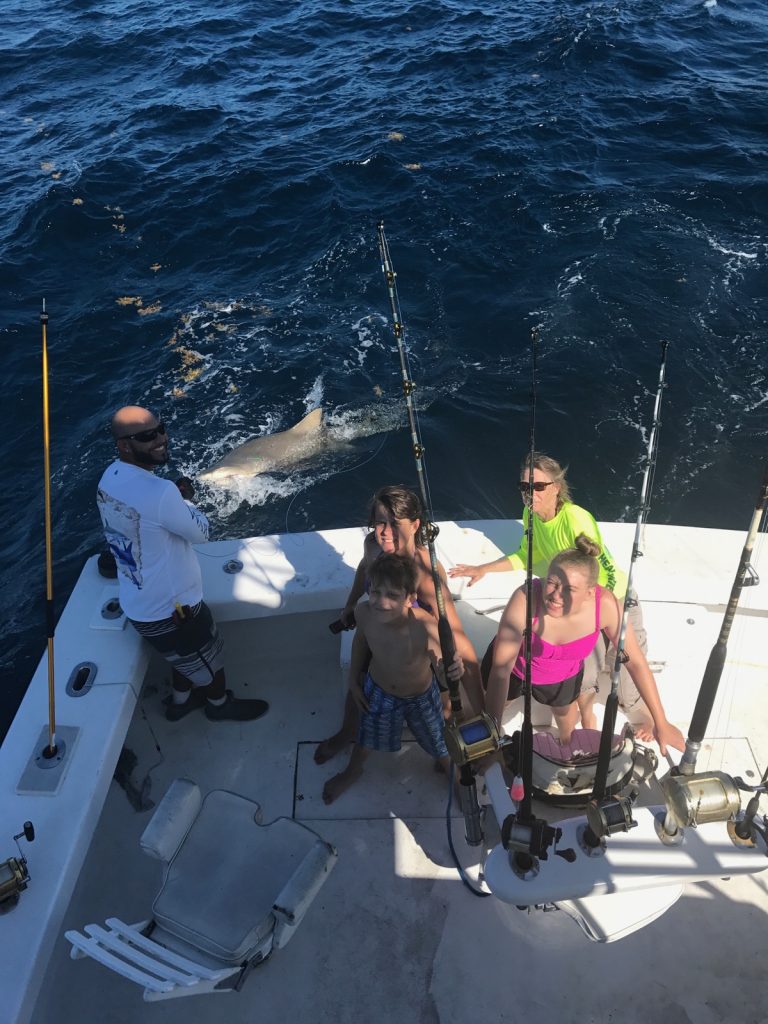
[41,300,58,759]
[499,329,559,871]
[657,465,768,843]
[376,222,498,848]
[585,341,670,839]
[677,467,767,775]
[519,337,538,823]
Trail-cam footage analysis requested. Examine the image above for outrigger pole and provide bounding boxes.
[376,223,498,847]
[41,300,58,759]
[587,341,669,832]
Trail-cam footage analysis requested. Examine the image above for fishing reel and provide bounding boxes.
[729,780,768,848]
[584,792,638,848]
[444,713,500,849]
[443,712,499,768]
[501,812,560,880]
[657,769,768,851]
[0,821,35,913]
[658,769,742,842]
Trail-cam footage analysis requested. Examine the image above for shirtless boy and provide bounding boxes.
[315,485,482,766]
[321,553,463,805]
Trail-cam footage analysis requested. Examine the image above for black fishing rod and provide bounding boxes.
[518,331,538,823]
[376,222,498,848]
[678,467,768,776]
[657,465,768,842]
[587,341,670,829]
[500,329,558,872]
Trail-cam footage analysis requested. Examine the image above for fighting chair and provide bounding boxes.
[65,779,337,1000]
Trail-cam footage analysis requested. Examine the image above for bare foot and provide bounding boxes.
[322,766,363,804]
[314,731,352,765]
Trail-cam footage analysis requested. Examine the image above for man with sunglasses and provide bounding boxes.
[97,406,268,722]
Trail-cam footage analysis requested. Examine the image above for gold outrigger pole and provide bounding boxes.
[41,300,57,758]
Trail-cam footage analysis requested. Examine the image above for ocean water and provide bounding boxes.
[1,0,766,739]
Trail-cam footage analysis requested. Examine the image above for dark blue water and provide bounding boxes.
[2,0,767,740]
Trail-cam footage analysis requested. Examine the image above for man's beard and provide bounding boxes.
[132,446,168,467]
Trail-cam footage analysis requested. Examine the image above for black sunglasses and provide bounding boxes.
[519,480,554,493]
[119,422,166,443]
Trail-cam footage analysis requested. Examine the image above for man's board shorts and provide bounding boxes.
[358,672,448,759]
[481,638,583,708]
[130,600,225,687]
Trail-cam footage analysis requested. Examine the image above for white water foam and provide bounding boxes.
[303,375,324,414]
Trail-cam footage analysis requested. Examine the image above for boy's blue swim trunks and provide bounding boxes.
[357,672,448,759]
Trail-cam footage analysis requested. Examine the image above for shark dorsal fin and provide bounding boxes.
[289,407,324,436]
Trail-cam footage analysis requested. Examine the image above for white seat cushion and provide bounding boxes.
[152,790,319,963]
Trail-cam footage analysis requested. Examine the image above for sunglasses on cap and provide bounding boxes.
[119,422,166,443]
[519,480,554,493]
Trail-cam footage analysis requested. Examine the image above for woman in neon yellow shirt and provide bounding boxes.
[449,452,647,729]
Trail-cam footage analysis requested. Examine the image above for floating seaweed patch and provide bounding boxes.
[116,296,142,307]
[40,161,55,172]
[387,131,405,142]
[173,346,203,366]
[404,163,422,171]
[137,301,162,316]
[51,171,62,180]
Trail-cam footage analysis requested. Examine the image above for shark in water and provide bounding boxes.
[198,408,331,485]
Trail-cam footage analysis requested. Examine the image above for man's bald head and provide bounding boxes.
[111,406,157,440]
[111,406,168,468]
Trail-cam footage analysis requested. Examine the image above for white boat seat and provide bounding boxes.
[65,779,338,1000]
[153,790,322,962]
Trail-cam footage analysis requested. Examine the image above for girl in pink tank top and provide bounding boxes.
[483,535,685,753]
[512,579,602,686]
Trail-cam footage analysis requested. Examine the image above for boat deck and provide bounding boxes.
[33,603,768,1023]
[3,519,766,1023]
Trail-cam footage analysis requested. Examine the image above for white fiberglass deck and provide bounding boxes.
[1,520,766,1024]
